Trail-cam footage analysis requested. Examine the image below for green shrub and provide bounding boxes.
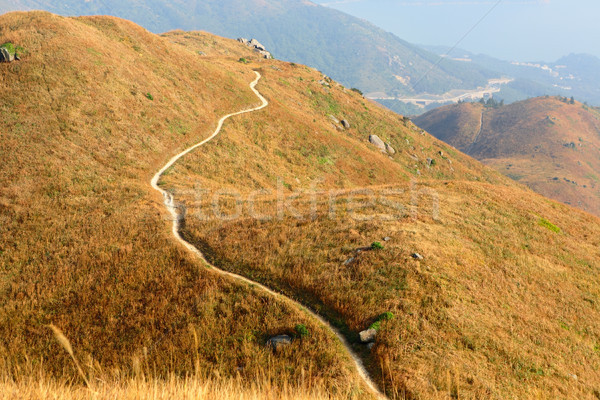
[371,242,384,250]
[350,87,363,96]
[294,324,309,338]
[238,57,249,64]
[369,321,382,331]
[377,312,394,321]
[539,218,560,233]
[369,311,395,331]
[145,93,154,101]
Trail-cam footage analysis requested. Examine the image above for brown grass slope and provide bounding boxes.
[166,58,600,397]
[415,97,600,216]
[1,11,600,400]
[0,11,372,397]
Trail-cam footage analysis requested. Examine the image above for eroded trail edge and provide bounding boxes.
[151,71,386,399]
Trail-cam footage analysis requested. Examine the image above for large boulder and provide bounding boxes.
[369,135,387,153]
[359,328,377,343]
[266,335,292,352]
[341,119,350,129]
[385,143,396,155]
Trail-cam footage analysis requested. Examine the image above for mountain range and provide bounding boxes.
[0,0,499,103]
[3,0,600,118]
[424,45,600,106]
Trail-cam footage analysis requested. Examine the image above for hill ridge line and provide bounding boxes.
[150,70,386,399]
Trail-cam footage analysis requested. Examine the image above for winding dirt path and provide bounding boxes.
[466,111,485,155]
[151,71,386,399]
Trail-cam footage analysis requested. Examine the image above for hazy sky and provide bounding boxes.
[313,0,600,61]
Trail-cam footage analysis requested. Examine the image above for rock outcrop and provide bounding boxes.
[237,38,272,59]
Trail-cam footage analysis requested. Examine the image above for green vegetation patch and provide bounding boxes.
[294,324,309,338]
[371,242,384,250]
[1,42,16,55]
[369,311,395,331]
[539,218,561,233]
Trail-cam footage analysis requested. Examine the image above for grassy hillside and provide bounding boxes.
[0,11,369,397]
[0,0,498,98]
[1,11,600,400]
[163,57,600,399]
[415,97,600,216]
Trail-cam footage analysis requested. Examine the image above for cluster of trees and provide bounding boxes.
[557,96,576,104]
[457,97,504,108]
[479,97,504,108]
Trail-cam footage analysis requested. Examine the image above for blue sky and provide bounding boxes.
[313,0,600,61]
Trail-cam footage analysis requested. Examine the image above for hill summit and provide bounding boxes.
[415,96,600,216]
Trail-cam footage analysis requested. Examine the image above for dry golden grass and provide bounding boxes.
[0,10,370,397]
[2,10,600,400]
[0,375,361,400]
[164,49,600,398]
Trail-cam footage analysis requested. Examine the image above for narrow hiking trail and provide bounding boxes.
[467,111,485,155]
[151,71,386,399]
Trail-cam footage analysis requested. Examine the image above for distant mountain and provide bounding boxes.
[0,0,498,101]
[423,45,600,106]
[415,97,600,215]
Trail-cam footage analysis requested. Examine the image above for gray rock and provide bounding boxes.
[341,119,350,129]
[343,257,355,266]
[249,38,266,51]
[385,143,396,155]
[369,135,387,153]
[0,47,14,63]
[427,158,434,167]
[383,237,391,242]
[329,115,340,124]
[256,49,272,59]
[238,38,272,59]
[367,342,375,350]
[359,328,377,343]
[412,253,424,260]
[266,335,292,352]
[438,151,444,157]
